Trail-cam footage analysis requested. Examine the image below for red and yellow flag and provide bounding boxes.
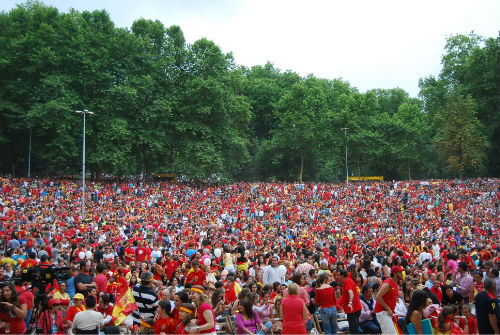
[111,277,137,325]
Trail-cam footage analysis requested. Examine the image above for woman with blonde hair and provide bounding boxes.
[280,283,308,334]
[190,285,216,335]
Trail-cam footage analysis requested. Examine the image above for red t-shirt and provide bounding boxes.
[135,247,150,262]
[171,308,181,329]
[430,286,442,302]
[97,304,114,327]
[154,315,175,335]
[459,316,477,335]
[94,273,108,293]
[374,278,399,313]
[0,293,28,334]
[315,286,336,308]
[341,277,362,313]
[65,305,86,322]
[185,269,206,286]
[164,260,178,279]
[196,302,215,333]
[124,247,135,262]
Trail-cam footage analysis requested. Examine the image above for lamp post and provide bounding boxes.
[75,109,94,223]
[340,127,349,183]
[27,128,32,178]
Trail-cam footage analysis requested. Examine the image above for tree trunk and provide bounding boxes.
[357,157,361,179]
[143,150,151,179]
[299,154,304,182]
[407,160,411,180]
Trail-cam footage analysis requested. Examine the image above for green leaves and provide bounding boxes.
[0,3,497,180]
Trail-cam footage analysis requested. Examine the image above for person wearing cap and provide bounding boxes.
[190,285,216,335]
[132,272,159,334]
[375,265,404,334]
[38,299,65,334]
[64,293,86,329]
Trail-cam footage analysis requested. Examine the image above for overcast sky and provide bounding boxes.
[1,0,499,97]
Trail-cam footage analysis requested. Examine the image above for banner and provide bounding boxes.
[111,277,138,325]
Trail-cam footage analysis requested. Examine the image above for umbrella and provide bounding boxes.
[186,249,196,257]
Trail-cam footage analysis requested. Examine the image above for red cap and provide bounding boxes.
[48,299,60,307]
[391,266,404,273]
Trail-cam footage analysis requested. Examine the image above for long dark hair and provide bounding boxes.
[0,283,19,312]
[239,297,254,319]
[405,289,428,324]
[211,288,225,307]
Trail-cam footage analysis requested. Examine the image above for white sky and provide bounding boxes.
[1,0,499,97]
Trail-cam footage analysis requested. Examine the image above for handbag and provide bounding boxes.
[407,318,433,335]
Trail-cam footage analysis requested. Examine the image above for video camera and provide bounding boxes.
[18,265,72,289]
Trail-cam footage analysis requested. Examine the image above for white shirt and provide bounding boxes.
[72,310,104,331]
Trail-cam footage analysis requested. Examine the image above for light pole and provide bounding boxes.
[340,127,349,183]
[27,127,32,178]
[75,109,94,223]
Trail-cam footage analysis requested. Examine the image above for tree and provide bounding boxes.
[433,94,488,177]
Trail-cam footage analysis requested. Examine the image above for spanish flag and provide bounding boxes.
[112,277,138,325]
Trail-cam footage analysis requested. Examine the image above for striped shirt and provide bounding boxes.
[132,285,159,325]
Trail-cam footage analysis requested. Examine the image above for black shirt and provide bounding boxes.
[441,290,464,307]
[74,272,94,297]
[474,290,498,334]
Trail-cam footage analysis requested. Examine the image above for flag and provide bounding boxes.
[53,279,60,295]
[393,315,403,335]
[111,277,137,325]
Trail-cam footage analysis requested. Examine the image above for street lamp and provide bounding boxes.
[75,109,94,223]
[340,127,349,183]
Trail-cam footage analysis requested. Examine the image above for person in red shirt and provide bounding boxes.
[0,282,28,334]
[315,273,337,334]
[94,264,108,294]
[124,242,135,263]
[64,293,86,329]
[155,300,175,335]
[135,241,150,265]
[430,279,443,302]
[20,252,38,269]
[96,294,114,328]
[163,254,178,280]
[337,269,362,335]
[375,265,404,335]
[185,261,206,287]
[458,304,478,335]
[171,291,190,329]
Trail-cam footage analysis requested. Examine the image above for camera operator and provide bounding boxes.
[75,261,96,298]
[38,298,65,334]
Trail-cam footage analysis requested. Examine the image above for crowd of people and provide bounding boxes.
[0,177,499,334]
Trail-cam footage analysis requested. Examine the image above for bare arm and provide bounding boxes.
[302,303,308,321]
[409,310,423,334]
[376,282,393,316]
[489,314,499,334]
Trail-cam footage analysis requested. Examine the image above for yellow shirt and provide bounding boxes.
[0,257,17,267]
[54,291,70,301]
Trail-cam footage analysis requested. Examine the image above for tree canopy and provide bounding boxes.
[1,2,498,181]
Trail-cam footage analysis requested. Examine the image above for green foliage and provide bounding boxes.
[433,94,488,177]
[0,3,498,180]
[419,32,499,176]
